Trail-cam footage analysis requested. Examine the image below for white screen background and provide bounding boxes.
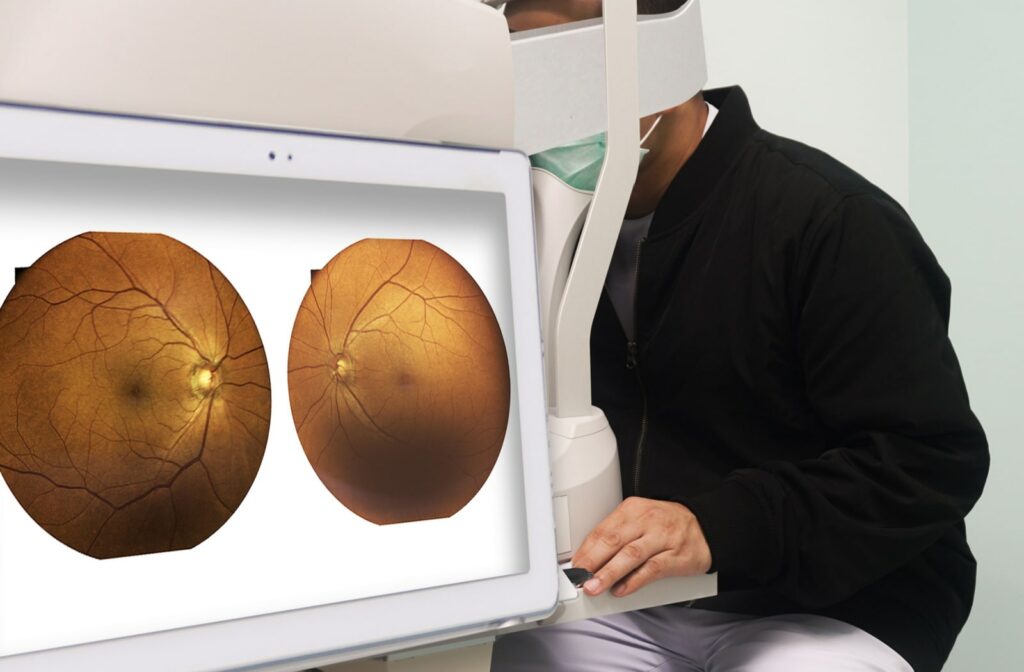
[0,158,529,657]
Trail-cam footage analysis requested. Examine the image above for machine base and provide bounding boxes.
[548,408,623,563]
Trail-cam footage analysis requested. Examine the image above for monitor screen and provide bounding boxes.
[0,156,530,659]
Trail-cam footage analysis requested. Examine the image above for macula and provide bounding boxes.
[0,232,271,559]
[288,239,511,525]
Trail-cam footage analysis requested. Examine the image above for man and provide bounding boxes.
[491,1,989,671]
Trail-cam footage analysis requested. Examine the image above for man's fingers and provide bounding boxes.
[570,498,710,597]
[572,512,640,577]
[582,537,655,596]
[610,550,674,597]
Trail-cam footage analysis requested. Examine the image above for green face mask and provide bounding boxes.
[529,116,662,193]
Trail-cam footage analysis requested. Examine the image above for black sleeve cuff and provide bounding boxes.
[672,476,781,584]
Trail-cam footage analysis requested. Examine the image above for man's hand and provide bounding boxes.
[571,497,712,598]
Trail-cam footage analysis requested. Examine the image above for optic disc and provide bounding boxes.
[192,366,217,393]
[335,354,353,382]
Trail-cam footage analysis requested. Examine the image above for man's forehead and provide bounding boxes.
[498,0,603,32]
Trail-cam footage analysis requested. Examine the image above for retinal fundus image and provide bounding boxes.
[288,239,511,525]
[0,232,271,559]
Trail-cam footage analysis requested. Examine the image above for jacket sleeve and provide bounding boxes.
[677,193,989,606]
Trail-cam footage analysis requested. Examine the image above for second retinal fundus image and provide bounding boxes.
[288,239,511,525]
[0,232,271,559]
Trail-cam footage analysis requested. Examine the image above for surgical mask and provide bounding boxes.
[530,115,663,193]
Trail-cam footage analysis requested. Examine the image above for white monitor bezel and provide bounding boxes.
[0,101,557,672]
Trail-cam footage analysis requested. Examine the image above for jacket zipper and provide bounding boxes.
[626,236,648,496]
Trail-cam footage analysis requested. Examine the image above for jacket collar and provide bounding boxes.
[650,86,760,238]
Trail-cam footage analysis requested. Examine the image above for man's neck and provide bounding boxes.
[625,97,709,219]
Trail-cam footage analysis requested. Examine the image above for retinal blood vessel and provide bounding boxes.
[288,239,511,525]
[0,232,271,559]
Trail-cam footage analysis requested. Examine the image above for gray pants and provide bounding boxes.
[491,607,912,671]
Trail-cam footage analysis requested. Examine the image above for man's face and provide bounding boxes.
[504,0,603,32]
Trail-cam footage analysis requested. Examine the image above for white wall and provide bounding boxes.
[700,0,909,206]
[909,1,1024,668]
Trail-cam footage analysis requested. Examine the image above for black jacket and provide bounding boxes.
[590,87,989,672]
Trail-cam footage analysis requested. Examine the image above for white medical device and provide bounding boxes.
[0,1,715,670]
[511,1,708,564]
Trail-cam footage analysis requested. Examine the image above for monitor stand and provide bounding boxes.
[327,637,495,672]
[324,569,716,671]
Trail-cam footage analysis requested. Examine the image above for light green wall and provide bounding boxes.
[701,2,1020,666]
[909,1,1024,668]
[702,0,909,205]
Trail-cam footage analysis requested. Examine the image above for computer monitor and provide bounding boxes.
[0,102,557,671]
